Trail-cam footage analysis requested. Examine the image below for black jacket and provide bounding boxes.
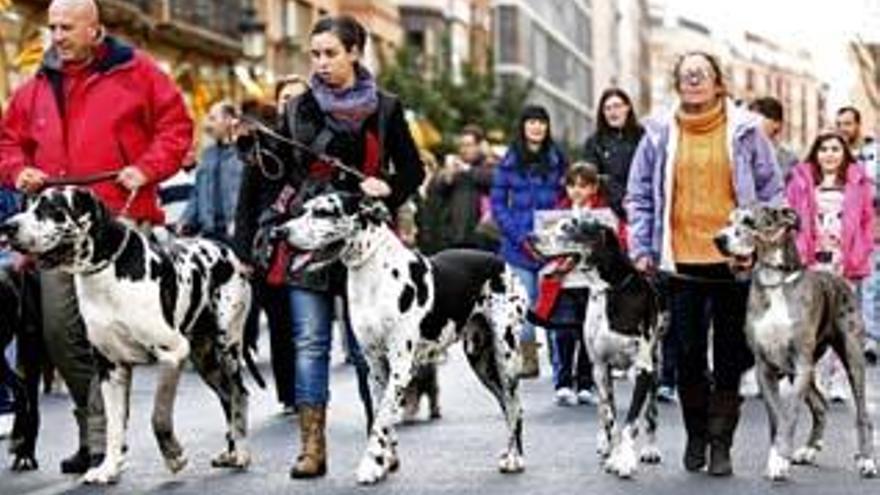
[234,89,425,291]
[427,156,493,249]
[582,128,644,220]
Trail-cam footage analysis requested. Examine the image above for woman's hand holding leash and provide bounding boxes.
[14,167,47,194]
[360,177,391,198]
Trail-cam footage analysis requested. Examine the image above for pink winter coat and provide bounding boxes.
[785,162,875,280]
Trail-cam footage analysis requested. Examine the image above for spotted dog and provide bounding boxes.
[530,211,664,479]
[275,192,529,485]
[0,187,258,484]
[0,265,41,471]
[715,206,876,481]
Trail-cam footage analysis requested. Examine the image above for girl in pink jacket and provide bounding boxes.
[786,131,874,280]
[785,131,874,402]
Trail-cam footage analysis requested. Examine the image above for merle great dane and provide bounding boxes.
[715,205,877,481]
[0,187,259,484]
[275,191,529,485]
[529,211,665,479]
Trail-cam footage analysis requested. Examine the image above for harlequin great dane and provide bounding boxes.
[0,187,258,484]
[274,191,529,485]
[529,211,665,479]
[714,205,877,481]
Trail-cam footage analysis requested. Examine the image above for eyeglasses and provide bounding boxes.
[678,68,713,86]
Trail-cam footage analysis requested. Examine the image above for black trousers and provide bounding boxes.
[668,264,753,393]
[253,281,295,406]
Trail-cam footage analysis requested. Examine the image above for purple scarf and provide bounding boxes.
[310,65,379,132]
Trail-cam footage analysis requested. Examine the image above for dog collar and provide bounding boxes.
[80,227,132,276]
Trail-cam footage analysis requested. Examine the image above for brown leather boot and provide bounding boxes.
[290,405,327,479]
[519,342,540,379]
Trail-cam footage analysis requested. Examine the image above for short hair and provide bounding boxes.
[460,124,485,143]
[749,97,784,122]
[565,162,600,186]
[310,15,368,54]
[837,106,861,124]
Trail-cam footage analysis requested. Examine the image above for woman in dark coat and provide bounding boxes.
[235,15,424,479]
[582,88,644,220]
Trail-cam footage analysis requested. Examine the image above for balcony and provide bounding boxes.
[104,0,244,57]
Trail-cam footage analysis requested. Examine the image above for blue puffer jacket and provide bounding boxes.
[490,145,566,270]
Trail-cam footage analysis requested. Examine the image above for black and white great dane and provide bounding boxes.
[530,211,665,478]
[274,191,529,485]
[0,187,258,484]
[715,205,877,481]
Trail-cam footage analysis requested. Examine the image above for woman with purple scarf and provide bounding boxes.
[234,15,424,479]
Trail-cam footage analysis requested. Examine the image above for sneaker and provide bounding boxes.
[829,376,848,404]
[554,387,578,407]
[657,385,678,404]
[0,414,12,439]
[281,404,298,416]
[739,367,761,398]
[576,388,598,406]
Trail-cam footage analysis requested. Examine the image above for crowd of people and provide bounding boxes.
[0,0,879,482]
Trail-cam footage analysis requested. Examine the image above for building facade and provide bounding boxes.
[491,0,593,145]
[1,0,246,121]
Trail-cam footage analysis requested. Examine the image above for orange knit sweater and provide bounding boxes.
[671,101,736,264]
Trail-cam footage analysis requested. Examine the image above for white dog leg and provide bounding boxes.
[83,365,132,484]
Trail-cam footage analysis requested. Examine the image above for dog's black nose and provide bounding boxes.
[269,226,288,242]
[0,219,18,239]
[713,234,729,255]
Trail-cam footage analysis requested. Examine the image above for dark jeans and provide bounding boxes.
[669,264,752,393]
[548,289,593,391]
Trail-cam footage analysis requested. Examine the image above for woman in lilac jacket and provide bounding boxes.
[625,52,782,477]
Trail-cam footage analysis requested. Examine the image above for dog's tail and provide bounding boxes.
[243,345,266,389]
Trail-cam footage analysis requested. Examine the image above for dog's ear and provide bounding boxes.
[69,188,108,227]
[781,207,800,232]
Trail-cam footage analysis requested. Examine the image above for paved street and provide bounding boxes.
[4,340,880,495]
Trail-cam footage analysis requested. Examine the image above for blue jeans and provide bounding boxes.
[289,287,334,406]
[548,290,592,390]
[510,265,538,343]
[288,287,372,413]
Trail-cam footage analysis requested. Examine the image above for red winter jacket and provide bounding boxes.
[0,37,193,224]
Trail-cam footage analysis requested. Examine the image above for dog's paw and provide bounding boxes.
[498,450,525,474]
[639,445,662,464]
[211,449,251,470]
[11,454,38,472]
[856,456,878,478]
[356,454,389,485]
[82,461,121,485]
[596,431,611,458]
[792,446,819,465]
[164,452,188,474]
[765,448,791,481]
[605,446,638,479]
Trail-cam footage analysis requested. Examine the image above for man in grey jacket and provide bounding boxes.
[180,102,246,241]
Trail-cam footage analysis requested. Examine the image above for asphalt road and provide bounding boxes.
[4,340,880,495]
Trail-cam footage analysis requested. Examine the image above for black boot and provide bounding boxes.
[679,382,709,472]
[707,390,742,476]
[60,447,104,474]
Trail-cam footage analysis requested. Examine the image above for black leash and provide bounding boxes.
[239,115,367,181]
[31,170,138,217]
